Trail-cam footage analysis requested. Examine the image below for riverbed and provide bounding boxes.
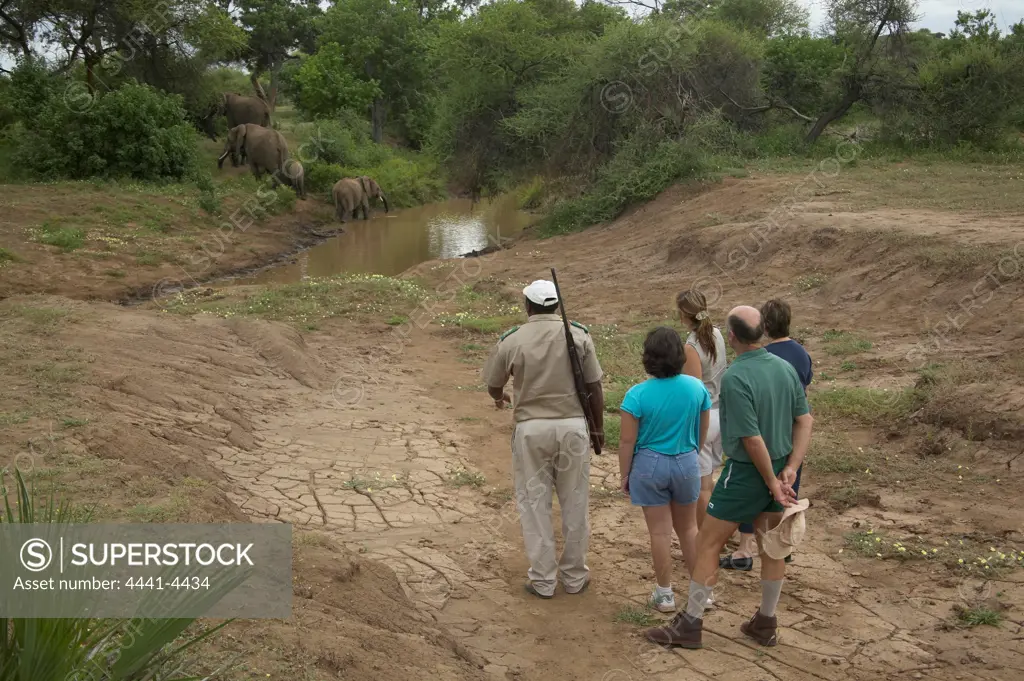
[233,194,534,285]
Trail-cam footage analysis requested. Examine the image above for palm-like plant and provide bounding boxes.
[1,468,236,681]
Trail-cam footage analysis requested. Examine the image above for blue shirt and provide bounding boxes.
[620,375,712,455]
[764,340,813,392]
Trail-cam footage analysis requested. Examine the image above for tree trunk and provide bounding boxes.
[85,55,98,93]
[804,84,860,144]
[268,61,281,112]
[370,98,386,144]
[250,71,268,102]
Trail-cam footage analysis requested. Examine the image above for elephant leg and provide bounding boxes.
[361,198,370,220]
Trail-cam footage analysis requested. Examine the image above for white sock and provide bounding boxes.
[656,584,673,597]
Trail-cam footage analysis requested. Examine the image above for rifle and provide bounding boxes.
[550,268,602,456]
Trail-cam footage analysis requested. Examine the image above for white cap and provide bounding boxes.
[523,280,558,306]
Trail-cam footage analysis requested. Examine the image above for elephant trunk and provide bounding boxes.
[379,193,389,213]
[217,149,229,169]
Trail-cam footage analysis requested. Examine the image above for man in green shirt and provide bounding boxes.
[646,305,813,649]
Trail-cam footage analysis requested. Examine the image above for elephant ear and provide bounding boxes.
[358,176,370,196]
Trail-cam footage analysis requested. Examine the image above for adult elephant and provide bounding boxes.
[223,93,271,129]
[218,124,288,183]
[332,176,389,223]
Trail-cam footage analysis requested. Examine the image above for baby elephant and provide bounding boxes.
[332,176,389,223]
[282,159,305,200]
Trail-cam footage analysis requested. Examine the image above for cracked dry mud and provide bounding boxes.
[201,321,1017,681]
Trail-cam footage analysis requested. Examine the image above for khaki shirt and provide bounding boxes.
[482,314,603,422]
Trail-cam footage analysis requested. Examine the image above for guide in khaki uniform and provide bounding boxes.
[482,280,605,598]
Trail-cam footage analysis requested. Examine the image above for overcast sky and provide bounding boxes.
[802,0,1022,33]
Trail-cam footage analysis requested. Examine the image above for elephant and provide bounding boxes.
[223,93,271,130]
[217,124,289,184]
[283,158,306,200]
[332,176,389,223]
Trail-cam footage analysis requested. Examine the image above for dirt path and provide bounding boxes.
[4,163,1022,681]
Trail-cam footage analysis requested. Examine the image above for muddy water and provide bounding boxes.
[236,194,534,285]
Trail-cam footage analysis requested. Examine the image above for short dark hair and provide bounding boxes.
[642,327,685,379]
[761,299,792,339]
[727,314,763,345]
[526,298,558,316]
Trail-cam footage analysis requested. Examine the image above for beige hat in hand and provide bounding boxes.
[762,498,810,560]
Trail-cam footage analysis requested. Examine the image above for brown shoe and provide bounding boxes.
[645,612,702,649]
[740,609,778,646]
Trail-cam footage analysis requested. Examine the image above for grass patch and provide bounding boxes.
[135,250,163,266]
[60,417,89,429]
[0,411,31,427]
[603,414,621,450]
[0,247,21,263]
[13,305,68,330]
[840,361,857,371]
[386,315,408,326]
[436,312,519,334]
[796,273,828,291]
[613,604,660,627]
[826,482,881,510]
[821,330,873,356]
[37,222,86,252]
[447,466,486,488]
[164,274,427,327]
[341,471,409,493]
[104,268,126,278]
[954,605,1002,628]
[810,386,924,424]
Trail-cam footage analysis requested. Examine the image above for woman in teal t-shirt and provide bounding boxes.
[618,326,711,614]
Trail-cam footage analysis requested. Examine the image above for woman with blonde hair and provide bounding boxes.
[676,289,727,528]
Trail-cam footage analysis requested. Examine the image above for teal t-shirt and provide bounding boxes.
[620,375,712,455]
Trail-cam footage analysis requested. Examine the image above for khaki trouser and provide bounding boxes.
[511,416,591,596]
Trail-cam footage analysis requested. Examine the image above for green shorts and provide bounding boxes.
[706,456,789,525]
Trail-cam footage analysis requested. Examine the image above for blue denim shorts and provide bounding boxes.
[628,448,701,507]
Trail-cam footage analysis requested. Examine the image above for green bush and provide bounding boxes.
[517,176,546,209]
[16,81,198,181]
[298,117,447,207]
[305,161,345,194]
[884,42,1024,147]
[541,130,708,235]
[38,222,85,252]
[1,468,237,681]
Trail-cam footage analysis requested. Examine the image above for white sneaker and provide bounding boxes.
[649,589,676,613]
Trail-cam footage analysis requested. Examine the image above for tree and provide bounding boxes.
[291,42,380,118]
[236,0,321,111]
[317,0,435,144]
[950,9,1000,42]
[803,0,919,143]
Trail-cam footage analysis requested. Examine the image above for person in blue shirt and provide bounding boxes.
[618,327,712,613]
[721,298,813,571]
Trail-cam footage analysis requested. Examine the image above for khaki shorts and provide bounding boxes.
[698,408,723,477]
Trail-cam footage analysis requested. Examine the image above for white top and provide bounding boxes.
[686,327,727,409]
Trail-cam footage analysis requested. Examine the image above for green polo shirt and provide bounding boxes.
[720,348,809,463]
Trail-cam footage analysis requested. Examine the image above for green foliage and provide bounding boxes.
[888,42,1024,147]
[38,223,85,252]
[517,176,546,209]
[541,131,708,235]
[16,82,198,181]
[762,34,847,114]
[298,119,445,206]
[0,467,236,681]
[708,0,809,36]
[318,0,437,144]
[292,43,381,119]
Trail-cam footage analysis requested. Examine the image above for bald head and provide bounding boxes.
[727,305,763,347]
